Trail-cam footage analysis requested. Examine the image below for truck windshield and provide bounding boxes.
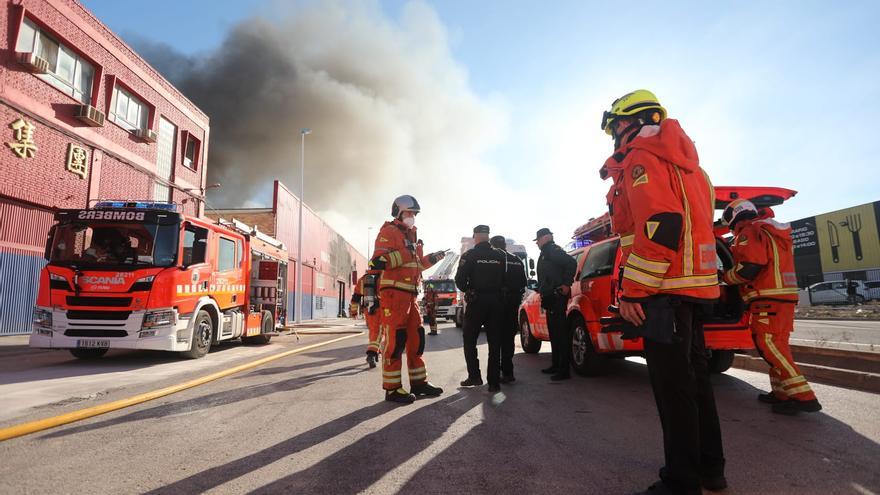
[425,281,456,292]
[50,221,179,268]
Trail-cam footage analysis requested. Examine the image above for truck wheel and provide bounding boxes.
[181,310,213,359]
[454,309,463,328]
[69,348,108,360]
[519,313,541,354]
[570,316,605,376]
[708,349,735,374]
[243,311,274,345]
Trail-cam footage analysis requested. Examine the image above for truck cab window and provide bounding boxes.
[218,237,236,272]
[183,225,208,266]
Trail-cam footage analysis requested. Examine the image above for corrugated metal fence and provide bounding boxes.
[0,199,53,335]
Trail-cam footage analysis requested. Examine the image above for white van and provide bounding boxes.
[807,280,869,305]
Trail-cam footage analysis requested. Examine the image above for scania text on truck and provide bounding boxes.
[30,201,288,359]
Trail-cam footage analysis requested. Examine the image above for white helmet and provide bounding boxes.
[721,199,758,229]
[391,195,420,219]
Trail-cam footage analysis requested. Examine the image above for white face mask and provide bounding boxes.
[402,216,415,229]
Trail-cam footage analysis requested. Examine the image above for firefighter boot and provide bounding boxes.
[385,388,416,404]
[772,398,822,415]
[366,351,378,369]
[412,382,444,397]
[757,392,785,404]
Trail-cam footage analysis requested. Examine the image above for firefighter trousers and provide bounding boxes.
[643,301,725,492]
[749,301,816,402]
[365,311,381,354]
[379,289,428,391]
[500,297,520,378]
[462,293,503,386]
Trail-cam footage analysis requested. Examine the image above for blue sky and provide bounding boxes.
[83,0,880,254]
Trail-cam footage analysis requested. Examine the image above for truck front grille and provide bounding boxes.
[67,310,132,320]
[64,329,128,338]
[66,296,133,308]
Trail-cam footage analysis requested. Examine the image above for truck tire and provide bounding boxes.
[454,308,463,328]
[519,313,541,354]
[181,310,213,359]
[243,311,274,345]
[570,316,605,376]
[708,349,735,374]
[69,348,108,360]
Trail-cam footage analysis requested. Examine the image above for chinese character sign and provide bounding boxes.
[66,143,89,179]
[7,118,38,158]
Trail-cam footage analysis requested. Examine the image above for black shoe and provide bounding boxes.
[412,382,444,397]
[550,372,571,381]
[366,352,378,369]
[772,398,822,415]
[757,392,785,404]
[631,480,700,495]
[541,366,558,374]
[487,384,501,392]
[428,330,438,335]
[385,388,416,404]
[500,375,516,384]
[460,377,484,387]
[701,475,728,492]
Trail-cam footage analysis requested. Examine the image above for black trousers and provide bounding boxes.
[462,294,503,385]
[643,301,725,492]
[545,298,570,372]
[500,296,520,377]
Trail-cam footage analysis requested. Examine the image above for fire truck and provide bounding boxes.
[518,186,797,375]
[29,201,288,359]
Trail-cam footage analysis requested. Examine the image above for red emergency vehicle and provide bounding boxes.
[518,186,797,375]
[29,201,288,359]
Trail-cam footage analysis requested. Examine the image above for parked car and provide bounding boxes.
[866,281,880,301]
[807,280,870,305]
[519,186,797,376]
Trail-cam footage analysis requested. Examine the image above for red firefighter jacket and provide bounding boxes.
[602,119,720,301]
[371,219,438,294]
[722,218,799,304]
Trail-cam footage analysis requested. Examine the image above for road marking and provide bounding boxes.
[0,333,362,442]
[790,338,876,349]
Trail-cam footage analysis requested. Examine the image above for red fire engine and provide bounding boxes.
[518,186,797,375]
[29,201,288,359]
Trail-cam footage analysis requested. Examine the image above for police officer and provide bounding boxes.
[534,228,577,381]
[490,235,527,383]
[455,225,506,392]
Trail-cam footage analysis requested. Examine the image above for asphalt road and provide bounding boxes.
[0,321,878,495]
[793,319,880,352]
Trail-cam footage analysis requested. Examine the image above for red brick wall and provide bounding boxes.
[0,0,209,213]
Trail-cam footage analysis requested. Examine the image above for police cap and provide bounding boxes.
[490,235,506,249]
[473,225,490,234]
[533,227,553,240]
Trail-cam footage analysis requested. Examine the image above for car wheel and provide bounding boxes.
[181,310,213,359]
[243,310,274,345]
[69,347,108,359]
[708,349,735,374]
[570,316,604,376]
[519,312,541,354]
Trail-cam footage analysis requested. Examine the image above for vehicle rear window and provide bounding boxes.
[580,240,619,279]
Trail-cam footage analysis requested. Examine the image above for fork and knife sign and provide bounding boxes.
[827,214,863,263]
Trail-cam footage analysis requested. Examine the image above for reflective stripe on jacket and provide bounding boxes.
[371,220,437,294]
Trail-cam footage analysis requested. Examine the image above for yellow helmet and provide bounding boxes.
[601,89,667,135]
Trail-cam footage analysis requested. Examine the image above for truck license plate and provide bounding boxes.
[77,340,110,349]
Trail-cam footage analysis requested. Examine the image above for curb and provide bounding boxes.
[732,354,880,394]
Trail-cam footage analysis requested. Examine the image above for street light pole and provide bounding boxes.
[296,128,311,324]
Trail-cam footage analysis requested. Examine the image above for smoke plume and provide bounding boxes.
[130,1,510,252]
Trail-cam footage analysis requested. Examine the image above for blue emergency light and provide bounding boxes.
[94,201,178,212]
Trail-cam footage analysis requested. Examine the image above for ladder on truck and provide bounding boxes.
[428,253,460,280]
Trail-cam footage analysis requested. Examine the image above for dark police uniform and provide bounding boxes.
[535,231,577,378]
[454,226,506,388]
[491,237,527,381]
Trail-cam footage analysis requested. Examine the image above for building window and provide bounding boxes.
[109,85,149,131]
[183,133,201,170]
[15,18,94,104]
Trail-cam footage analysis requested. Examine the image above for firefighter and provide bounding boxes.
[721,199,821,415]
[351,272,382,368]
[454,225,506,391]
[423,283,439,335]
[370,195,446,404]
[490,235,527,383]
[534,228,577,381]
[600,90,726,495]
